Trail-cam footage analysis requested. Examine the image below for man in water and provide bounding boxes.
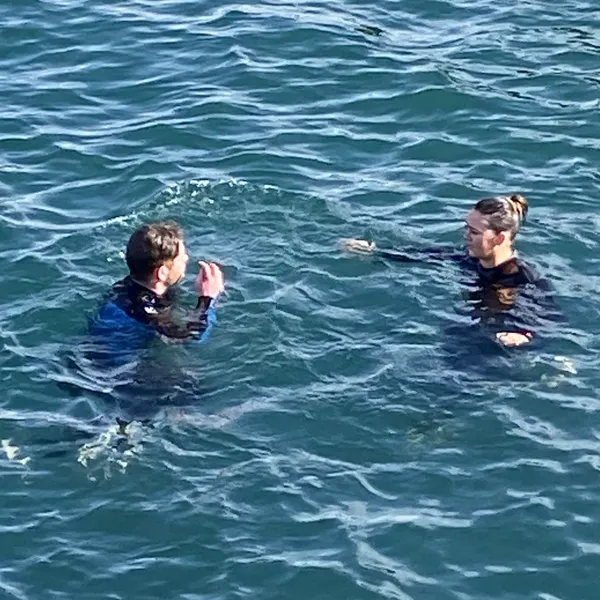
[82,221,224,425]
[90,220,224,360]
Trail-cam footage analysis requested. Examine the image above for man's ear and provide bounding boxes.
[156,264,170,282]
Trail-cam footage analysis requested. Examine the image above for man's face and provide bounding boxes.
[160,240,189,286]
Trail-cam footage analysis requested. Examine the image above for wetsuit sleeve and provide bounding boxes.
[147,296,217,343]
[375,245,468,267]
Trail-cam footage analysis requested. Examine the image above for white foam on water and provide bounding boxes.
[77,421,146,478]
[1,439,31,467]
[553,355,577,375]
[533,355,578,388]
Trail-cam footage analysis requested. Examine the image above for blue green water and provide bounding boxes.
[1,1,600,598]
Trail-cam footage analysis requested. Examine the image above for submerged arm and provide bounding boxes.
[487,277,563,347]
[341,238,467,266]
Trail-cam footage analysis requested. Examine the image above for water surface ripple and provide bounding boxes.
[1,1,599,599]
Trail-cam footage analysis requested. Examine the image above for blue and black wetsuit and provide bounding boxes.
[41,277,218,448]
[374,245,560,345]
[70,276,219,422]
[88,275,216,367]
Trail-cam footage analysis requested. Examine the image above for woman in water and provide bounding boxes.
[342,194,558,348]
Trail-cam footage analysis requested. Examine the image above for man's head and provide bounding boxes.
[126,221,189,287]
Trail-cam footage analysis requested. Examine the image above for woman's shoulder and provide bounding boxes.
[513,257,552,289]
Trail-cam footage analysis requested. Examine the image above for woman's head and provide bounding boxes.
[464,194,528,260]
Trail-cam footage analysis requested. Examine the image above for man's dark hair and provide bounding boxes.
[126,221,183,281]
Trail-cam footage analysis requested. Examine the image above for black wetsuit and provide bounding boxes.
[375,246,559,343]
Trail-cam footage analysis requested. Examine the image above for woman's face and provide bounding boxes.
[464,210,504,259]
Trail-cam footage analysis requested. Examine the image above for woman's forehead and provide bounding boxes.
[466,210,488,228]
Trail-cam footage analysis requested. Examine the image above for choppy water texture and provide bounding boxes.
[1,1,600,598]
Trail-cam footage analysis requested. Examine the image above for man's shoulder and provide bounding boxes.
[96,276,142,318]
[107,276,151,307]
[107,275,133,297]
[88,278,156,359]
[92,276,153,332]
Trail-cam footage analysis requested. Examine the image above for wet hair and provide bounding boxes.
[126,221,183,280]
[473,194,528,238]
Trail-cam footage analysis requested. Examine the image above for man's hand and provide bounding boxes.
[340,239,376,254]
[196,261,224,299]
[496,331,532,347]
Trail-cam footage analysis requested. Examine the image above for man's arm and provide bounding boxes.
[151,295,217,342]
[150,261,224,343]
